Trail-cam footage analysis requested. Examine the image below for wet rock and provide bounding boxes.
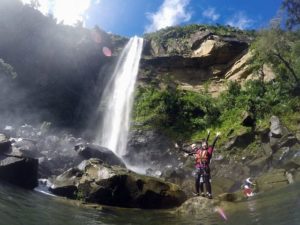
[278,135,299,149]
[175,196,228,215]
[0,133,11,153]
[50,159,187,209]
[217,192,240,202]
[74,143,125,167]
[224,131,255,150]
[125,129,181,172]
[247,156,269,173]
[256,169,289,192]
[49,168,82,198]
[10,138,39,158]
[0,155,38,189]
[212,159,250,180]
[162,166,189,185]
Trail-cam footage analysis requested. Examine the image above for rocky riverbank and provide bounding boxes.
[0,115,299,212]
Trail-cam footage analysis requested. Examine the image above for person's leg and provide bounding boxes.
[204,167,212,199]
[194,169,200,195]
[199,168,205,196]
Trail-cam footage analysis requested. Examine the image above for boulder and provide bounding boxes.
[224,131,255,150]
[49,159,187,209]
[0,133,11,153]
[190,30,212,50]
[0,155,38,189]
[247,156,269,173]
[192,38,248,64]
[175,195,235,217]
[256,169,289,192]
[217,192,242,202]
[270,116,283,138]
[74,143,125,167]
[49,168,82,198]
[10,138,40,158]
[176,196,217,215]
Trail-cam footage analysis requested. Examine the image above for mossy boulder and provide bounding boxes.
[175,195,235,216]
[176,196,217,215]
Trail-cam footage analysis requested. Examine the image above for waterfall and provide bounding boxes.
[95,36,143,158]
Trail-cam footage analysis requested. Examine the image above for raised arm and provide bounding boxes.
[211,132,221,149]
[205,130,211,144]
[180,149,196,155]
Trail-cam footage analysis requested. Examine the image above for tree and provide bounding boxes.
[282,0,300,30]
[252,29,298,83]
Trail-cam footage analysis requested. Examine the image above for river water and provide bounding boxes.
[0,181,299,225]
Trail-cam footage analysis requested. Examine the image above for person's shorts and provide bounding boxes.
[194,167,211,182]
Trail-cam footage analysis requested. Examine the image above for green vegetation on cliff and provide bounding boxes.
[133,79,300,146]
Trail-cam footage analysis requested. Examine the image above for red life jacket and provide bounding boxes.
[195,149,209,165]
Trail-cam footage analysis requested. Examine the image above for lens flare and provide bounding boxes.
[102,47,112,57]
[215,206,228,221]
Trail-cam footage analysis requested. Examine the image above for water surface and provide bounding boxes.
[0,181,299,225]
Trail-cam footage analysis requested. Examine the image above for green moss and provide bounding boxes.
[281,111,300,132]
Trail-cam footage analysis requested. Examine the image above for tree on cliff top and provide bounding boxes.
[282,0,300,30]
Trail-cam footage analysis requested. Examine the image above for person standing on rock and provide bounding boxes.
[190,130,220,199]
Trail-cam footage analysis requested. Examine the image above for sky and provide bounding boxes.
[21,0,283,37]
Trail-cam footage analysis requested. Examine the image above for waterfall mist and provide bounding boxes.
[95,36,144,159]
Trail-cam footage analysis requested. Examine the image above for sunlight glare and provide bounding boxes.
[21,0,92,26]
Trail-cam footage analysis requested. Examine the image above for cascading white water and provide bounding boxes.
[95,36,143,158]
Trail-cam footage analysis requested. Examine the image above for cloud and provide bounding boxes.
[21,0,92,26]
[202,7,220,21]
[226,12,254,29]
[145,0,192,33]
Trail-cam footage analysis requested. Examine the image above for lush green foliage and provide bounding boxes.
[251,28,300,83]
[133,78,300,143]
[133,87,220,139]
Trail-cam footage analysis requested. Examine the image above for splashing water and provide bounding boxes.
[95,36,144,158]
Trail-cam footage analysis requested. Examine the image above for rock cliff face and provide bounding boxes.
[139,26,274,97]
[140,28,254,96]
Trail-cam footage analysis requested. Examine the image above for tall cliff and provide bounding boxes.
[0,0,127,128]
